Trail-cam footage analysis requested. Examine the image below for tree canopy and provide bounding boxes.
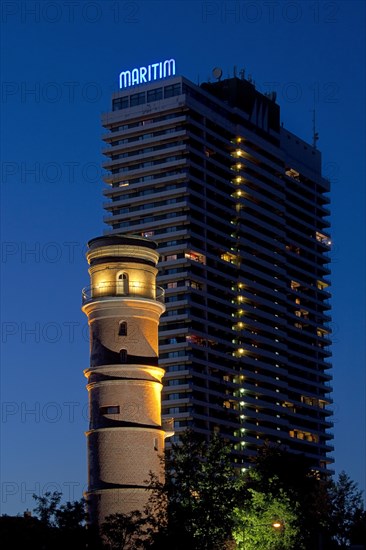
[144,430,239,549]
[233,488,301,550]
[328,471,366,548]
[1,440,365,550]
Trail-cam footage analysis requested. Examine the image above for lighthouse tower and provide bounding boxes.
[81,235,169,525]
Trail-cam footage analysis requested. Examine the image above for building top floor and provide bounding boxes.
[102,73,326,185]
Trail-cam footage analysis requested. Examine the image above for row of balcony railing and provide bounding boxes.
[82,281,165,304]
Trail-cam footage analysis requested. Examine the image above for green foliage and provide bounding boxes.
[243,442,331,547]
[247,442,321,501]
[349,508,366,547]
[233,488,301,550]
[33,491,87,531]
[3,449,364,550]
[32,490,62,527]
[142,437,365,550]
[145,430,239,549]
[141,470,169,545]
[55,498,88,530]
[100,511,144,550]
[328,471,365,548]
[0,492,98,550]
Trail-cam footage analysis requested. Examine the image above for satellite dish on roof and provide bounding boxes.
[212,67,222,81]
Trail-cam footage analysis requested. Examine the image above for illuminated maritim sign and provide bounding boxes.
[119,59,176,90]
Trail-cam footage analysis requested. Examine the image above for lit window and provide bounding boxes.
[221,251,238,264]
[285,167,300,180]
[117,272,128,295]
[316,231,332,246]
[184,250,206,264]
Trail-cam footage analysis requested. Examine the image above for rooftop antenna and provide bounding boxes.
[312,92,319,148]
[212,67,223,81]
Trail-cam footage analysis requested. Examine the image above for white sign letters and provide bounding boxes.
[119,59,176,90]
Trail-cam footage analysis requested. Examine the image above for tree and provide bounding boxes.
[144,430,239,549]
[245,442,332,548]
[0,514,50,550]
[100,511,144,550]
[33,490,62,527]
[233,488,302,550]
[31,491,97,549]
[349,508,366,547]
[247,442,322,500]
[328,471,365,548]
[54,498,91,549]
[54,498,87,530]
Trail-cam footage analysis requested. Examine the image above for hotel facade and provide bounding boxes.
[99,71,333,474]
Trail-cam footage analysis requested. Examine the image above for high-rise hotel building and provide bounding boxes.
[100,70,333,473]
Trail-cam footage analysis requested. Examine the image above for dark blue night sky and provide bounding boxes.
[1,0,365,514]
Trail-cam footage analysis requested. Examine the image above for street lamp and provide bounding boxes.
[240,520,285,549]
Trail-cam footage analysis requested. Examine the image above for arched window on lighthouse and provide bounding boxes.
[116,272,128,295]
[120,348,127,363]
